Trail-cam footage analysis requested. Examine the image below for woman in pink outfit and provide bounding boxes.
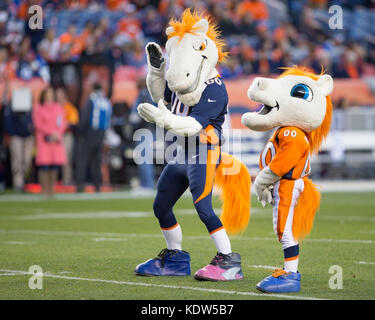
[33,87,67,197]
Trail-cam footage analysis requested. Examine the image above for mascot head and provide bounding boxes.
[164,9,227,104]
[242,66,334,153]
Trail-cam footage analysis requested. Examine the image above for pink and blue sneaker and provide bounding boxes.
[256,269,301,293]
[135,248,191,276]
[194,252,244,281]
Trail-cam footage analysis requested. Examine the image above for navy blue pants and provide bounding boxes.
[153,146,223,233]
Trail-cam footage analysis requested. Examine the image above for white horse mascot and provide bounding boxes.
[242,66,333,293]
[135,9,251,281]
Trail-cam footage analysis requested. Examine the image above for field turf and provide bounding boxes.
[0,191,374,300]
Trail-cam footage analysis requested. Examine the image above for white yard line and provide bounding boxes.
[0,273,19,276]
[359,230,375,234]
[2,241,36,245]
[0,181,373,203]
[0,229,374,244]
[248,265,278,270]
[92,238,128,242]
[356,261,375,265]
[0,269,329,300]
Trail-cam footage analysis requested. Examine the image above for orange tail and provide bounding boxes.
[214,153,251,234]
[292,177,321,241]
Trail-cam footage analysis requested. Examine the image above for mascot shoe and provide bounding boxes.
[135,249,191,276]
[256,269,301,293]
[194,252,244,281]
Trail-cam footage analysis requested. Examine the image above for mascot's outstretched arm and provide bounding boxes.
[138,99,203,136]
[145,42,167,104]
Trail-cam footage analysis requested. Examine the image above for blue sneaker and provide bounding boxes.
[256,269,301,293]
[135,248,191,276]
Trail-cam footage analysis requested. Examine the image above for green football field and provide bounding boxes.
[0,191,374,300]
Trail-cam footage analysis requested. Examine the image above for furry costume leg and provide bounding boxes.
[272,179,304,272]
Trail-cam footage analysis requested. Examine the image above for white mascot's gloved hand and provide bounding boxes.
[145,42,167,104]
[137,99,203,137]
[137,99,170,127]
[146,42,165,72]
[253,167,281,207]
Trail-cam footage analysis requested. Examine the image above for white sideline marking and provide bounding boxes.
[359,230,375,234]
[92,238,128,242]
[356,261,375,265]
[10,211,152,220]
[0,273,18,276]
[0,229,374,245]
[0,269,328,300]
[248,265,278,270]
[2,241,35,245]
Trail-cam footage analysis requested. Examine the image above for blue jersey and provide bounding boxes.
[89,93,112,131]
[164,76,228,147]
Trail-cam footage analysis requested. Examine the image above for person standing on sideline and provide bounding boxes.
[33,86,67,197]
[129,78,155,191]
[76,83,112,193]
[3,81,34,192]
[56,87,79,186]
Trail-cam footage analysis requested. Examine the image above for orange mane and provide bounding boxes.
[167,8,228,63]
[278,66,333,154]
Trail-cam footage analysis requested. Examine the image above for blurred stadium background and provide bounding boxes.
[0,0,374,194]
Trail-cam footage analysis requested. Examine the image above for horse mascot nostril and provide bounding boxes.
[242,66,334,293]
[135,9,251,281]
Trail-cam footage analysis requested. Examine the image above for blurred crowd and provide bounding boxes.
[0,0,374,83]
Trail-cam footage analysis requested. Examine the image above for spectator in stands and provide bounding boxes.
[56,87,79,186]
[333,45,364,78]
[3,80,34,192]
[237,0,269,21]
[33,86,67,197]
[58,24,78,61]
[76,82,112,193]
[220,56,244,79]
[0,46,15,82]
[141,6,166,43]
[38,29,60,62]
[124,40,147,68]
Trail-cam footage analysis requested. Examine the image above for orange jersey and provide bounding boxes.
[259,126,311,180]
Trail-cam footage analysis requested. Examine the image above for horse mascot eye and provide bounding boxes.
[194,39,207,51]
[290,84,313,101]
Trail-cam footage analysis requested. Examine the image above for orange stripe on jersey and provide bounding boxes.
[161,223,179,231]
[275,179,295,240]
[284,255,299,261]
[194,146,220,204]
[209,226,224,235]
